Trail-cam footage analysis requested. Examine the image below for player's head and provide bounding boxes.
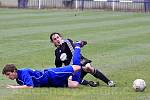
[50,32,63,47]
[2,64,18,80]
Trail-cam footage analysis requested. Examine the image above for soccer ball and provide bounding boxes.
[133,79,146,92]
[60,53,67,61]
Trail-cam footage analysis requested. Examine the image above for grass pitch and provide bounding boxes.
[0,8,150,100]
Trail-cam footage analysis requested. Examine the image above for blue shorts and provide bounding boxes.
[46,65,74,87]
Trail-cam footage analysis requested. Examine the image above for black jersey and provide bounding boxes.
[54,39,91,67]
[55,39,73,67]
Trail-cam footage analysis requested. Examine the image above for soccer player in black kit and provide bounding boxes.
[50,32,115,87]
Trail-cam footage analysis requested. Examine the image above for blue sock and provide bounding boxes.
[74,42,81,47]
[72,46,81,83]
[72,70,81,83]
[72,47,81,65]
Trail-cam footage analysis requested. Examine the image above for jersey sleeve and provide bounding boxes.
[21,70,34,87]
[67,39,74,48]
[63,39,74,65]
[55,49,63,67]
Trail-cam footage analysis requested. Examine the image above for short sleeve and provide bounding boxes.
[21,71,34,87]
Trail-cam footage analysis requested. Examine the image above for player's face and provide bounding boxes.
[52,34,63,46]
[5,71,17,80]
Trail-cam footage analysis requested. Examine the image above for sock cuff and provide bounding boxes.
[92,68,97,75]
[75,46,81,49]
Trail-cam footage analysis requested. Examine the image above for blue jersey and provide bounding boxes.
[16,65,74,87]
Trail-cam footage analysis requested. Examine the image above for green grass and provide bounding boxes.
[0,8,150,100]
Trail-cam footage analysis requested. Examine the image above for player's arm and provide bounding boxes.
[62,39,74,66]
[55,58,62,67]
[55,49,63,67]
[7,85,33,89]
[11,70,34,89]
[67,39,74,47]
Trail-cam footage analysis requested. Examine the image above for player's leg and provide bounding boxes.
[80,69,99,87]
[71,41,82,83]
[71,41,87,84]
[73,43,99,87]
[69,41,100,87]
[68,77,79,88]
[72,41,87,65]
[84,63,115,87]
[79,57,99,87]
[49,41,85,88]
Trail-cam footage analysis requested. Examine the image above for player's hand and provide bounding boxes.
[7,85,16,88]
[6,85,33,89]
[60,53,67,61]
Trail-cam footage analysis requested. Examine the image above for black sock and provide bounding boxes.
[93,69,110,84]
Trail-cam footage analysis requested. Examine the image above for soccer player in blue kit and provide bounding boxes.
[2,41,86,89]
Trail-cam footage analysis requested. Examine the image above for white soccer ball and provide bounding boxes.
[133,79,146,92]
[60,53,67,61]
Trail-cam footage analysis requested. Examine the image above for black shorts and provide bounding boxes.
[80,57,92,66]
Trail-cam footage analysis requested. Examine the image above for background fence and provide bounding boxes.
[0,0,150,12]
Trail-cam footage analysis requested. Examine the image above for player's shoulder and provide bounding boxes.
[64,39,73,43]
[19,68,32,73]
[17,68,30,78]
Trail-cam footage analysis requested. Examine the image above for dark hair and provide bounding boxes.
[2,64,17,74]
[50,32,62,42]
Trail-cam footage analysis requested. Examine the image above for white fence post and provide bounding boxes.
[75,0,78,9]
[38,0,41,9]
[112,0,115,11]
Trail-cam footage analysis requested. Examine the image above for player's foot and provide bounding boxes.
[88,81,99,87]
[75,41,87,48]
[108,80,115,87]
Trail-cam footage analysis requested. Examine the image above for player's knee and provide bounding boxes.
[68,80,80,88]
[85,63,92,68]
[83,63,94,73]
[72,65,81,72]
[71,82,79,88]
